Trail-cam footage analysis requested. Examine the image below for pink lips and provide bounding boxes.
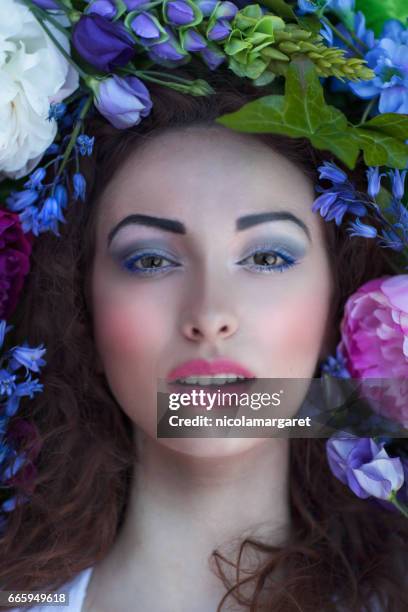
[166,358,256,382]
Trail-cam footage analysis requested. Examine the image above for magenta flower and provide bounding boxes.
[339,275,408,426]
[0,210,33,320]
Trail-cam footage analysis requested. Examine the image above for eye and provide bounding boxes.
[238,248,298,273]
[121,251,180,276]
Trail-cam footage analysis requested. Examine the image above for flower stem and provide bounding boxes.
[24,2,88,80]
[357,98,377,126]
[321,16,363,58]
[54,96,93,187]
[21,0,68,35]
[389,491,408,518]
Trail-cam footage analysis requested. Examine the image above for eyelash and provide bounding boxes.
[121,247,299,276]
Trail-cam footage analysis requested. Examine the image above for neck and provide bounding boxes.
[91,433,291,610]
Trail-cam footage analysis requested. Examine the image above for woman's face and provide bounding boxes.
[91,127,333,457]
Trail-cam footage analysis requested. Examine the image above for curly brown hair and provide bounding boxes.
[0,66,407,611]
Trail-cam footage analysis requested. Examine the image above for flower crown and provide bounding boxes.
[1,0,408,532]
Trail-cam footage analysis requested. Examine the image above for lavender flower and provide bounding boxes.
[95,75,153,129]
[166,1,196,26]
[326,433,404,500]
[86,0,117,19]
[131,13,162,42]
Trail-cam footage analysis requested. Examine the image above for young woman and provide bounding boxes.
[1,72,407,611]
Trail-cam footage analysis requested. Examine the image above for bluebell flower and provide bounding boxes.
[347,218,378,239]
[320,20,333,46]
[388,169,407,201]
[37,197,67,235]
[350,19,408,114]
[6,190,38,212]
[313,163,368,225]
[378,227,405,251]
[0,370,17,398]
[0,321,13,351]
[54,184,68,210]
[8,344,47,374]
[5,375,44,417]
[366,167,383,199]
[19,206,41,236]
[47,103,67,122]
[318,161,348,183]
[24,168,46,191]
[76,135,95,156]
[73,173,87,201]
[321,346,351,378]
[1,451,26,481]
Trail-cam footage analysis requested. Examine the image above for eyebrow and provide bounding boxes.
[107,210,311,247]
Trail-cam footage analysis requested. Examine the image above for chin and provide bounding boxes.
[156,436,273,460]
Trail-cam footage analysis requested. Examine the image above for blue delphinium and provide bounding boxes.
[350,19,408,114]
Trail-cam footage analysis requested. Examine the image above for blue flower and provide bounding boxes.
[47,103,67,122]
[19,206,41,236]
[76,135,95,156]
[313,163,367,226]
[388,169,407,201]
[321,346,351,378]
[347,218,377,239]
[54,184,68,210]
[0,321,13,351]
[366,166,384,199]
[24,168,46,191]
[207,19,232,42]
[8,344,47,374]
[73,173,87,201]
[350,19,408,114]
[0,370,17,398]
[318,161,348,183]
[6,190,38,212]
[37,197,67,235]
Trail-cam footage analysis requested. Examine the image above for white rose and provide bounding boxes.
[0,0,79,180]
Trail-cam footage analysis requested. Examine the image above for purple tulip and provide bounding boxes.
[72,15,136,73]
[131,13,161,40]
[95,75,153,129]
[86,0,117,19]
[166,1,195,26]
[326,433,404,500]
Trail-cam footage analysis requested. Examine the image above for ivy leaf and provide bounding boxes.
[355,0,408,36]
[217,59,360,168]
[217,59,408,169]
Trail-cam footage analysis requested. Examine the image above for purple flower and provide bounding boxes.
[347,218,377,239]
[196,0,217,16]
[131,13,162,41]
[123,0,150,8]
[312,163,368,227]
[321,345,351,378]
[73,173,87,201]
[326,433,404,500]
[148,27,187,62]
[207,19,231,41]
[0,210,32,320]
[389,169,407,201]
[200,45,225,70]
[366,166,383,199]
[95,75,153,129]
[166,1,196,26]
[213,1,238,20]
[72,15,136,73]
[32,0,59,8]
[183,29,207,52]
[86,0,117,19]
[350,19,408,114]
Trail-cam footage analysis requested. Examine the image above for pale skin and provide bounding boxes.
[83,127,333,611]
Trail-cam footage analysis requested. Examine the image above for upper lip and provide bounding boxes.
[166,358,256,382]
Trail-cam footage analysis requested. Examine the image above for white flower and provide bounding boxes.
[0,0,79,180]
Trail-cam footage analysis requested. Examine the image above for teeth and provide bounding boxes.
[174,374,248,385]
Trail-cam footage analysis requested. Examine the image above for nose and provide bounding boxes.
[181,310,239,343]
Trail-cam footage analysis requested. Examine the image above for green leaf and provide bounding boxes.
[217,59,360,168]
[258,0,297,21]
[355,0,408,36]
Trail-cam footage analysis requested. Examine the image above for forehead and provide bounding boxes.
[96,126,317,235]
